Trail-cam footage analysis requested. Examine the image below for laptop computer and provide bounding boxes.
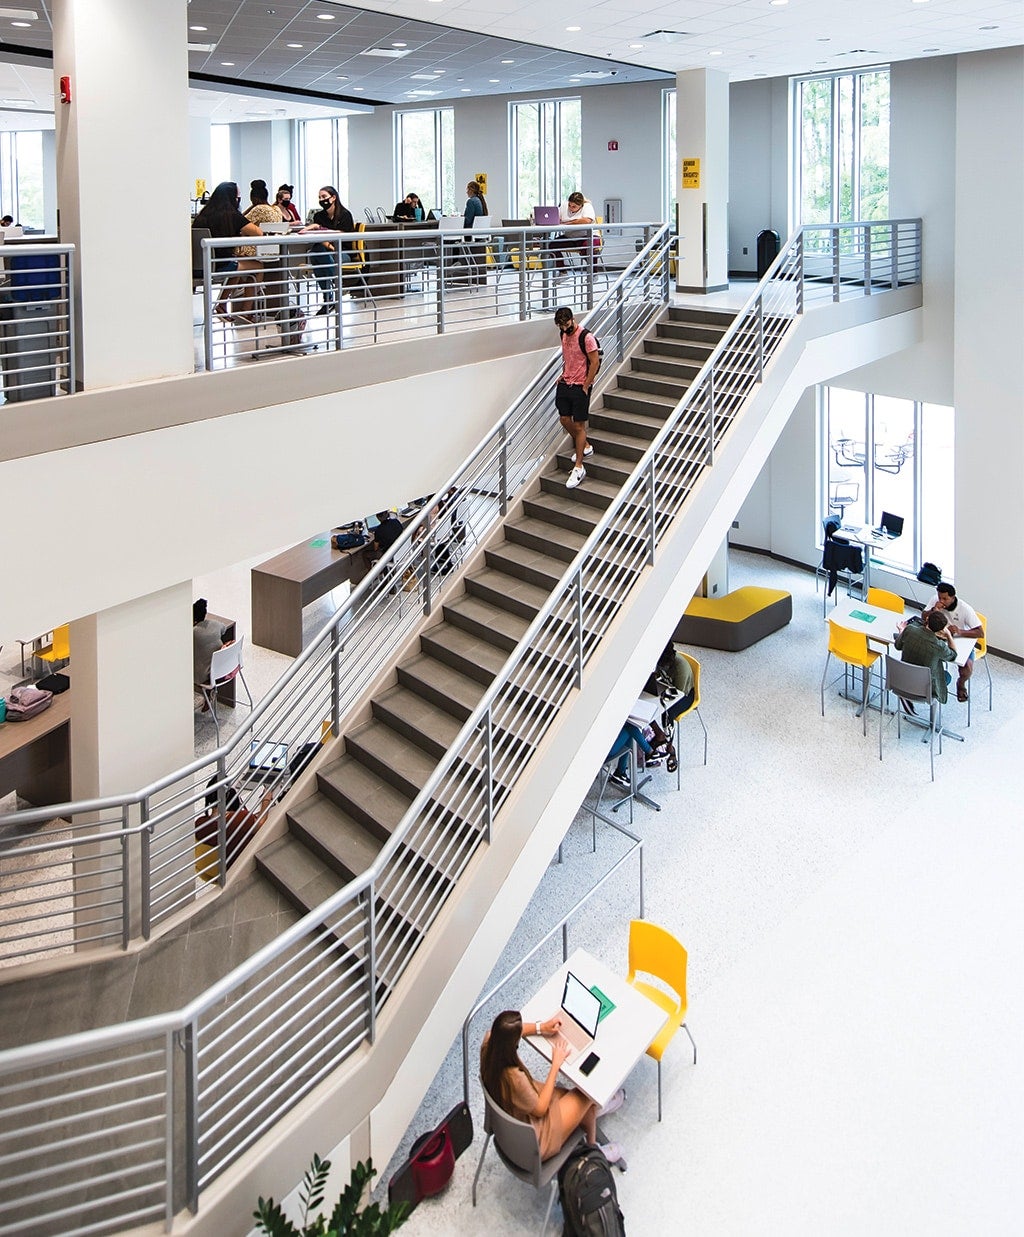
[249,740,288,773]
[533,205,560,226]
[876,511,904,538]
[556,970,602,1063]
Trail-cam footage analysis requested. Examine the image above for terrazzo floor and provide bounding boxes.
[376,551,1024,1236]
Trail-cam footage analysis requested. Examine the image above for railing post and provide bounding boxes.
[585,227,595,309]
[616,285,625,364]
[121,803,132,950]
[164,1028,176,1230]
[863,223,872,295]
[331,624,342,738]
[422,511,434,617]
[66,251,77,394]
[890,223,899,289]
[638,841,645,919]
[647,460,657,566]
[796,232,805,315]
[216,756,228,888]
[437,238,446,334]
[140,797,152,941]
[707,370,716,466]
[562,920,569,963]
[832,227,841,303]
[366,884,377,1043]
[334,252,344,349]
[574,572,584,688]
[499,422,509,516]
[484,708,494,845]
[756,294,764,383]
[202,241,214,371]
[179,1020,199,1214]
[518,229,528,320]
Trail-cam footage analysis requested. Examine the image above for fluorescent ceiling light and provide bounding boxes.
[361,47,410,58]
[188,42,217,52]
[0,9,38,19]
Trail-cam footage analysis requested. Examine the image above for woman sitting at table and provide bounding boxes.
[193,181,264,322]
[299,185,355,315]
[480,1009,624,1164]
[392,192,424,221]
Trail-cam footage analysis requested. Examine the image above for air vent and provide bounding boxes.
[361,47,411,59]
[188,42,217,52]
[410,73,442,80]
[642,30,691,43]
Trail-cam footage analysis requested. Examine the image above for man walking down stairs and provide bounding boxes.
[553,305,601,490]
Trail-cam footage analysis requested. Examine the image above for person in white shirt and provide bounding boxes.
[921,581,983,702]
[552,192,598,270]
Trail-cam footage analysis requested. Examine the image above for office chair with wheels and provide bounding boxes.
[967,611,992,726]
[880,655,942,781]
[198,637,254,742]
[471,1083,586,1236]
[625,919,696,1121]
[821,619,880,736]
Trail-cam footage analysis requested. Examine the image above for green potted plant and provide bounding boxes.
[254,1155,409,1236]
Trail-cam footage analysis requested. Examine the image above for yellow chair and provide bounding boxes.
[626,919,696,1121]
[34,624,70,674]
[664,652,708,788]
[340,222,375,302]
[866,587,903,614]
[967,611,992,726]
[820,619,880,735]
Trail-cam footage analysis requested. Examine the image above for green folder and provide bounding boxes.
[590,984,616,1023]
[850,609,875,623]
[310,538,329,548]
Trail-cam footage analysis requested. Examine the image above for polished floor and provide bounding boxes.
[382,551,1024,1236]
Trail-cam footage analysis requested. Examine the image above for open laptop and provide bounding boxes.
[533,205,560,226]
[556,970,602,1063]
[876,511,904,538]
[249,740,288,774]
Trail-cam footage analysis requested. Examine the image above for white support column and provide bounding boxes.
[675,69,730,294]
[52,0,193,388]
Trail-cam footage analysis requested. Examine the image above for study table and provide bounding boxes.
[520,946,667,1112]
[0,688,72,807]
[836,523,901,593]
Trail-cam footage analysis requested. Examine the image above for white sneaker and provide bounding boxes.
[598,1087,625,1117]
[600,1141,625,1167]
[582,442,594,458]
[566,465,586,489]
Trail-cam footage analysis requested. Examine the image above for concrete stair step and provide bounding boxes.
[631,354,703,382]
[657,320,729,346]
[616,372,692,401]
[668,305,736,328]
[286,794,384,883]
[584,427,653,463]
[538,470,619,511]
[484,540,567,592]
[464,567,552,619]
[504,516,588,564]
[371,684,464,760]
[396,652,488,720]
[442,591,533,650]
[645,337,713,362]
[256,835,350,916]
[522,492,603,537]
[345,718,440,800]
[420,622,508,685]
[316,754,413,842]
[589,407,666,443]
[555,449,633,489]
[602,389,679,419]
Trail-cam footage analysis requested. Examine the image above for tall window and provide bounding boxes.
[822,386,954,577]
[0,129,45,229]
[394,108,454,216]
[299,118,349,216]
[793,68,889,240]
[210,124,232,188]
[662,89,676,227]
[509,98,581,219]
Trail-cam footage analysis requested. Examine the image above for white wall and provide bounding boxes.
[728,78,790,274]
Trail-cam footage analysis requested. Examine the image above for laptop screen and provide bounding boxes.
[533,205,560,226]
[880,511,904,537]
[249,740,288,771]
[561,971,602,1038]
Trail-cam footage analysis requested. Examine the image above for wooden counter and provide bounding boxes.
[0,689,72,807]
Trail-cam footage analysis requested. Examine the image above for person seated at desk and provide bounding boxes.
[921,581,983,702]
[894,610,957,710]
[1,214,14,228]
[552,192,598,270]
[392,192,424,221]
[275,184,302,224]
[429,485,467,576]
[606,721,663,790]
[193,181,264,321]
[481,1010,625,1165]
[193,599,227,710]
[298,186,355,316]
[364,510,404,567]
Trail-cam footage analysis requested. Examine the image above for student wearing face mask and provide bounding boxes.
[275,183,301,224]
[299,186,356,315]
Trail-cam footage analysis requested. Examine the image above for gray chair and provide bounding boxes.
[471,1083,586,1236]
[880,655,942,781]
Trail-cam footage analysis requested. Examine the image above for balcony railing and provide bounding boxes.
[0,242,76,404]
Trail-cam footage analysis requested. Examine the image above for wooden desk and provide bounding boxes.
[0,689,72,807]
[251,535,369,657]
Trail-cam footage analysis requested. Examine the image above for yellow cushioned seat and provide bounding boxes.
[673,586,792,651]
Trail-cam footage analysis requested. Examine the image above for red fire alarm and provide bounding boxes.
[59,75,72,104]
[608,140,618,151]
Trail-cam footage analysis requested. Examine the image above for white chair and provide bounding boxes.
[198,637,254,742]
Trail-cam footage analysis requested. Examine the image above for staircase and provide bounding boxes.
[256,306,737,940]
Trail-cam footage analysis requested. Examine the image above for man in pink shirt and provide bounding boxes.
[553,306,600,489]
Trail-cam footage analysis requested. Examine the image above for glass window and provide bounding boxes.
[663,89,676,227]
[0,130,45,230]
[509,98,581,219]
[395,108,454,216]
[793,69,889,236]
[822,386,954,577]
[298,118,349,218]
[210,124,232,187]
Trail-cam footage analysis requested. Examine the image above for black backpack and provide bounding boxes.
[578,327,603,375]
[557,1143,625,1237]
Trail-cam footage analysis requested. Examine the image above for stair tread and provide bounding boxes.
[421,622,509,676]
[318,754,413,834]
[348,718,439,789]
[288,795,383,878]
[257,835,349,908]
[585,426,658,451]
[374,684,464,749]
[443,592,533,643]
[506,515,588,554]
[522,492,602,527]
[398,652,489,715]
[465,567,552,614]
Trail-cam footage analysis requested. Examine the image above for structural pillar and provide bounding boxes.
[675,69,730,294]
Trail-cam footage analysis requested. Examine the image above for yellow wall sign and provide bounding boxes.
[475,173,488,194]
[682,158,701,189]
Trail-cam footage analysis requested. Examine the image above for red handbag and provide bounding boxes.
[388,1101,473,1213]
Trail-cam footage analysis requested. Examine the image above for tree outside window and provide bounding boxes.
[395,108,454,216]
[509,98,581,219]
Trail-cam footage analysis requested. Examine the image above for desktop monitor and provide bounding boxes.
[879,511,904,538]
[533,206,560,226]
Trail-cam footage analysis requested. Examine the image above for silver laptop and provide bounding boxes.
[557,971,602,1062]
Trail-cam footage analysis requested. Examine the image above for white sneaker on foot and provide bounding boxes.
[600,1141,625,1166]
[598,1087,625,1117]
[582,442,594,458]
[566,465,586,489]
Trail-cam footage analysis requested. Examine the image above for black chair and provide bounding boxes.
[817,517,863,614]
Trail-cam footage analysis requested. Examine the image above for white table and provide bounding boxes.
[520,947,667,1111]
[836,523,902,594]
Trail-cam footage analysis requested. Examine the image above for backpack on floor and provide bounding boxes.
[558,1143,625,1237]
[577,327,603,376]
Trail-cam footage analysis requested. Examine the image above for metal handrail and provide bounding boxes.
[0,218,920,1234]
[0,241,76,401]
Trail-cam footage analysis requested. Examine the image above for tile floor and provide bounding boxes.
[379,551,1024,1236]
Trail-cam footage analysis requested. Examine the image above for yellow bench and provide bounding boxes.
[673,586,792,652]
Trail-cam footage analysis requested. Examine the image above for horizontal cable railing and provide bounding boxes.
[0,218,920,1233]
[196,222,658,370]
[0,243,76,403]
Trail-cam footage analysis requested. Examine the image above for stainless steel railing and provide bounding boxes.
[0,218,920,1234]
[0,242,76,403]
[195,221,659,371]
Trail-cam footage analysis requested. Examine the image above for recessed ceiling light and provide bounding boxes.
[923,47,939,52]
[911,0,930,4]
[708,49,723,56]
[354,86,364,91]
[220,61,235,66]
[190,25,208,31]
[11,19,32,25]
[336,75,349,80]
[566,26,581,33]
[461,87,471,92]
[769,0,788,6]
[979,24,999,30]
[489,78,499,83]
[287,43,303,49]
[393,42,407,48]
[317,12,335,18]
[817,37,831,43]
[753,73,767,78]
[629,44,644,50]
[501,59,514,64]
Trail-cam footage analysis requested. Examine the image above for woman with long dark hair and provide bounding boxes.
[463,180,488,228]
[299,185,355,314]
[480,1009,624,1164]
[192,181,264,320]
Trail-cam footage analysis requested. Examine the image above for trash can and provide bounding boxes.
[0,252,62,402]
[756,229,781,279]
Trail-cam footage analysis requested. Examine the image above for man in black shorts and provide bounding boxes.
[554,306,600,489]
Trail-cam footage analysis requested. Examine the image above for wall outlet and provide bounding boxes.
[732,520,740,528]
[742,246,748,255]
